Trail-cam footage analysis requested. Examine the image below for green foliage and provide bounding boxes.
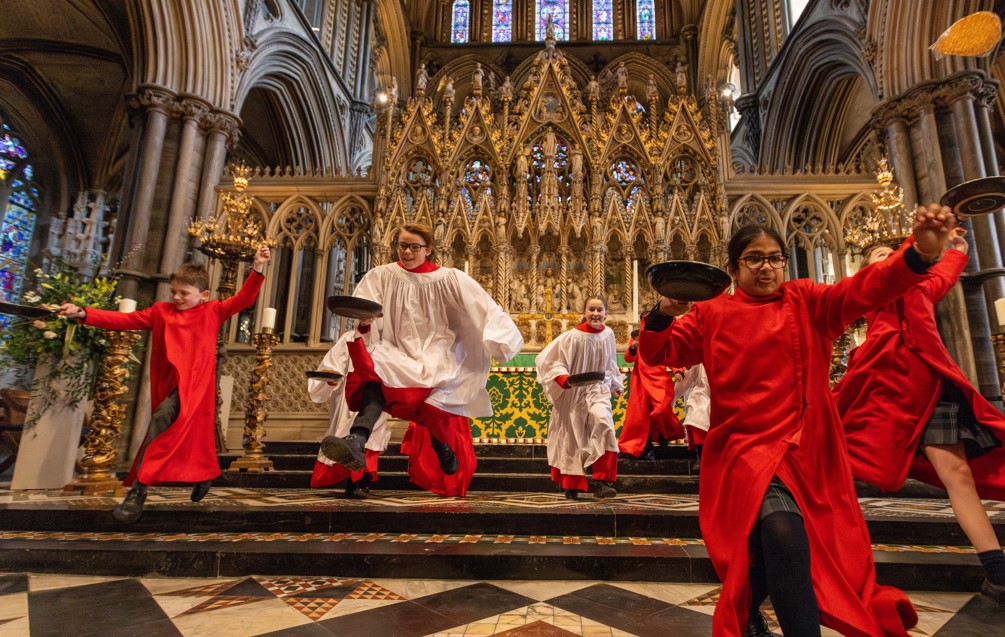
[0,258,121,427]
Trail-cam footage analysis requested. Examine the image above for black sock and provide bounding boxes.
[757,512,821,636]
[978,549,1005,585]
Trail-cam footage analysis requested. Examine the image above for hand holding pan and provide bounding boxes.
[646,261,731,302]
[306,370,344,381]
[567,371,606,387]
[0,301,59,319]
[941,176,1005,218]
[325,295,383,320]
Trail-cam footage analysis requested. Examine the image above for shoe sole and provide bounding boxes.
[112,507,142,524]
[320,437,366,471]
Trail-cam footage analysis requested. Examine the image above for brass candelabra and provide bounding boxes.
[992,333,1005,403]
[63,329,142,494]
[227,329,280,472]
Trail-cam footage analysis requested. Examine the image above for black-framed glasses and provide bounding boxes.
[740,254,788,270]
[396,242,427,252]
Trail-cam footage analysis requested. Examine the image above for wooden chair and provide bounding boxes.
[0,389,30,476]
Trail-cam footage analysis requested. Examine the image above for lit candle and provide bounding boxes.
[118,298,137,313]
[631,259,639,324]
[995,298,1005,328]
[262,307,277,331]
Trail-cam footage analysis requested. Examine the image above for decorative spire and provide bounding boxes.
[845,157,913,254]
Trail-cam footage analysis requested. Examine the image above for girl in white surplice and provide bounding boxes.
[536,296,625,499]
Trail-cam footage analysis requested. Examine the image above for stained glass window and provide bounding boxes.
[593,0,613,41]
[492,0,512,42]
[0,125,36,306]
[611,159,637,188]
[451,0,470,44]
[536,0,568,41]
[637,0,655,40]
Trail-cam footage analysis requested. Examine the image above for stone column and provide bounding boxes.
[156,96,210,301]
[885,117,919,209]
[192,112,241,266]
[118,86,174,300]
[974,86,1005,263]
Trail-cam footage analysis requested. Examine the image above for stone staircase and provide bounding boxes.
[0,441,1000,592]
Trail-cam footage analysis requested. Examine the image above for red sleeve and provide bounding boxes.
[218,270,264,320]
[83,306,155,331]
[920,249,967,302]
[555,374,570,389]
[624,338,638,362]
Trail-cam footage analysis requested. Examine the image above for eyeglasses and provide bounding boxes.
[739,254,788,270]
[396,242,427,252]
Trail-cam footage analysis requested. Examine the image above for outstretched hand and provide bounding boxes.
[58,302,85,319]
[911,203,956,260]
[253,244,272,271]
[948,227,969,254]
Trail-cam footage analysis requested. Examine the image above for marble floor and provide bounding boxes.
[0,572,1001,637]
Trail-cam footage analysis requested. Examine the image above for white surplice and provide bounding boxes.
[353,263,523,417]
[308,331,390,463]
[674,363,711,440]
[535,326,625,477]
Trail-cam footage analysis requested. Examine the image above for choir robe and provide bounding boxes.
[84,270,264,486]
[639,253,923,637]
[308,331,390,488]
[344,261,523,495]
[536,324,624,480]
[619,337,683,455]
[835,246,1005,499]
[675,364,710,446]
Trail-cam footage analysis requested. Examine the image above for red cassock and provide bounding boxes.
[835,246,1005,499]
[639,255,921,637]
[620,338,683,455]
[84,271,264,486]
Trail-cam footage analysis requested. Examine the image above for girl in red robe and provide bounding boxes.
[639,205,955,637]
[835,232,1005,600]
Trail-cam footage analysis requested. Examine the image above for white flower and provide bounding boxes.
[23,291,41,303]
[32,320,47,329]
[42,331,57,340]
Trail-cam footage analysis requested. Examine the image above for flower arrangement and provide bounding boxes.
[0,257,121,428]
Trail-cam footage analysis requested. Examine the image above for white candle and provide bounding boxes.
[995,298,1005,328]
[464,260,470,275]
[262,307,277,330]
[118,298,137,313]
[631,259,639,324]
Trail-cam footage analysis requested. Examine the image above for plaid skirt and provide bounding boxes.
[918,381,1001,459]
[759,477,802,520]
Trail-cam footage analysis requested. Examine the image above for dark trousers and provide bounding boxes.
[133,389,181,479]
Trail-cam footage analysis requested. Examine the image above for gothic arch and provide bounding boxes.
[233,33,349,171]
[780,193,842,252]
[728,193,783,234]
[760,16,879,172]
[374,0,413,98]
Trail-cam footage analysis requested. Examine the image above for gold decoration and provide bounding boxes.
[845,158,912,254]
[188,163,271,299]
[993,333,1005,403]
[931,12,1002,58]
[228,329,280,472]
[63,329,142,494]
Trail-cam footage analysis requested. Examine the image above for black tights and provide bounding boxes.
[349,382,386,440]
[748,511,821,636]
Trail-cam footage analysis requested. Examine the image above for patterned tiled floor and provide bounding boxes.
[0,573,999,636]
[2,487,1004,519]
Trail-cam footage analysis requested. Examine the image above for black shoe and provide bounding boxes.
[113,485,147,524]
[344,475,371,498]
[564,489,580,500]
[746,610,772,637]
[639,445,657,461]
[190,480,212,502]
[430,439,459,475]
[982,577,1005,603]
[320,434,367,471]
[592,481,617,498]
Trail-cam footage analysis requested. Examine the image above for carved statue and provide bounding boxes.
[570,144,583,180]
[389,77,398,105]
[587,74,600,101]
[616,62,628,92]
[675,60,687,93]
[646,74,658,102]
[444,76,455,101]
[569,280,585,312]
[516,148,529,178]
[500,75,513,100]
[434,217,446,242]
[472,62,483,93]
[544,129,557,157]
[416,63,429,92]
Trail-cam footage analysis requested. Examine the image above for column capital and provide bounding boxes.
[200,111,242,148]
[128,85,176,115]
[175,95,211,122]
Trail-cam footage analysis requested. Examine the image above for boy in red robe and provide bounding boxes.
[835,232,1005,600]
[640,205,954,636]
[59,244,271,523]
[620,303,688,460]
